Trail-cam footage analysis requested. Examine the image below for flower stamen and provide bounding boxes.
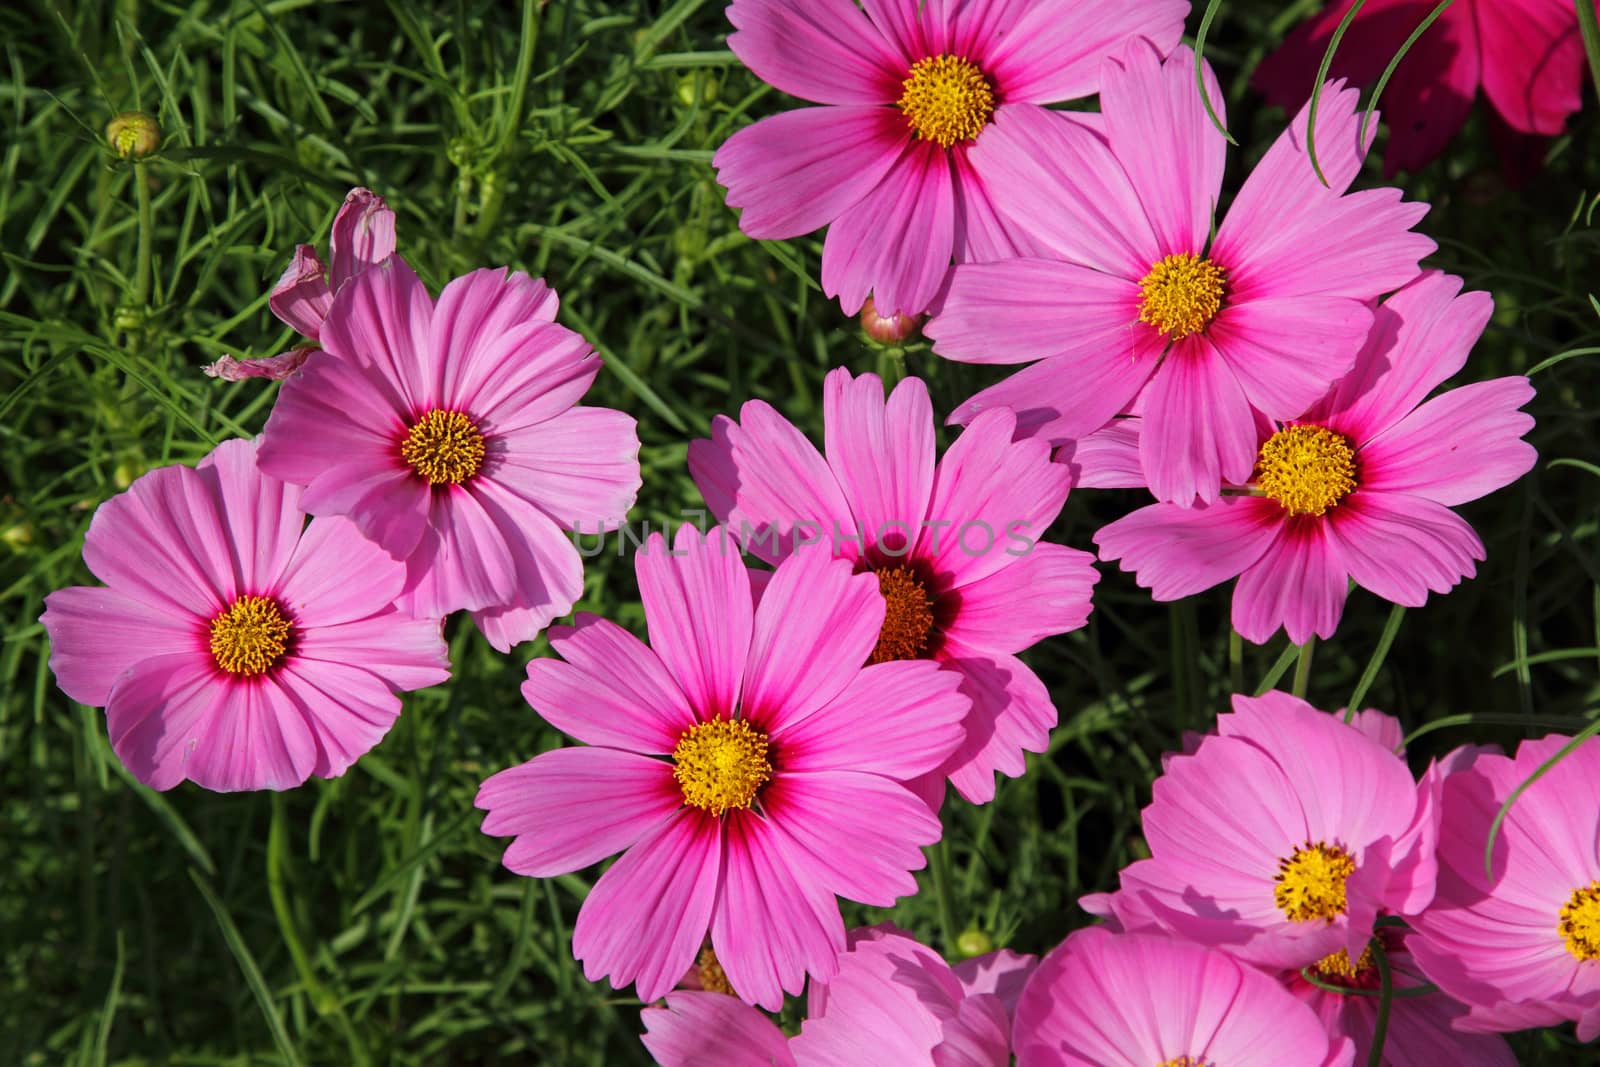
[1560,881,1600,960]
[209,595,292,676]
[899,55,995,148]
[1255,425,1358,517]
[870,566,935,664]
[402,409,486,485]
[1275,840,1356,923]
[1138,253,1226,340]
[672,717,772,816]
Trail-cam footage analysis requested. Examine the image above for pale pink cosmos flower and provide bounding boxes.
[1286,928,1515,1067]
[257,256,641,651]
[1408,734,1600,1040]
[204,187,394,381]
[641,925,1035,1066]
[1013,927,1355,1066]
[713,0,1189,317]
[688,367,1099,805]
[1081,692,1438,972]
[1092,272,1536,645]
[39,438,450,792]
[927,42,1435,506]
[476,526,970,1009]
[1255,0,1595,179]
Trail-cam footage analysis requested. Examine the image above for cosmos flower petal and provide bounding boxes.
[1323,493,1484,608]
[980,0,1189,104]
[457,476,587,649]
[641,991,798,1067]
[430,267,561,400]
[41,586,196,707]
[822,368,935,557]
[317,255,435,413]
[268,244,333,338]
[290,612,451,694]
[776,659,967,780]
[402,486,522,616]
[1096,495,1281,602]
[940,542,1098,654]
[1477,0,1586,135]
[327,187,397,289]
[637,526,754,721]
[790,931,958,1065]
[713,106,911,239]
[573,807,723,1004]
[1139,334,1259,506]
[920,406,1070,588]
[466,321,602,435]
[1057,419,1147,490]
[727,0,907,106]
[689,401,856,566]
[950,141,1056,263]
[1358,377,1536,506]
[933,644,1056,805]
[1101,42,1227,259]
[821,140,956,317]
[1232,520,1349,645]
[272,515,407,626]
[1208,296,1370,420]
[266,658,410,780]
[711,812,847,1011]
[182,672,323,792]
[477,747,682,878]
[202,348,315,382]
[761,770,939,907]
[945,338,1156,448]
[745,547,881,733]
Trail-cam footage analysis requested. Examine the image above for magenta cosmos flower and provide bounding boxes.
[257,256,641,652]
[475,526,970,1008]
[926,42,1435,506]
[39,438,450,791]
[204,187,394,381]
[1093,272,1536,644]
[1255,0,1595,178]
[1286,927,1515,1067]
[688,367,1098,804]
[1013,928,1354,1066]
[712,0,1189,317]
[1408,734,1600,1040]
[1082,692,1438,971]
[641,925,1035,1066]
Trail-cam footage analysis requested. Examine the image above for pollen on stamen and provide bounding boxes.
[401,409,486,485]
[1274,840,1357,923]
[695,946,734,996]
[870,566,935,664]
[1255,425,1358,517]
[672,717,772,816]
[209,595,292,676]
[1313,942,1376,984]
[898,54,996,148]
[1138,253,1226,340]
[1559,881,1600,960]
[1156,1057,1214,1067]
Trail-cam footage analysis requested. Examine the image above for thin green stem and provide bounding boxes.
[133,162,153,313]
[1229,627,1244,697]
[1367,938,1394,1067]
[1291,637,1316,700]
[1577,0,1600,104]
[929,839,959,953]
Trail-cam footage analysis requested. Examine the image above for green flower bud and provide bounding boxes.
[106,111,161,159]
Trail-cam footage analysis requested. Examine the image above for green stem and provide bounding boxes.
[1228,628,1244,696]
[929,839,959,953]
[1291,636,1316,700]
[1367,938,1395,1067]
[1577,0,1600,105]
[133,161,153,313]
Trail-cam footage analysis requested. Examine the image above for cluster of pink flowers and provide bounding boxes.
[40,0,1586,1061]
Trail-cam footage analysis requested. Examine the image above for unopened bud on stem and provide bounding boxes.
[106,111,161,159]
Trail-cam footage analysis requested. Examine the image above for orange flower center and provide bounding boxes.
[1255,425,1358,517]
[209,595,292,676]
[1138,253,1226,339]
[899,54,995,148]
[870,566,935,664]
[402,409,486,485]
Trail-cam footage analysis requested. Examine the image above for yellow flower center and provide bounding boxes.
[1137,253,1226,340]
[1274,841,1356,923]
[1255,425,1358,517]
[1157,1058,1213,1067]
[696,947,734,996]
[672,717,772,816]
[870,566,935,664]
[209,595,292,676]
[1313,942,1376,981]
[402,409,486,485]
[1559,881,1600,960]
[898,54,996,149]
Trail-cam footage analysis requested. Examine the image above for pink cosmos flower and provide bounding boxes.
[926,42,1435,506]
[39,438,451,791]
[1254,0,1594,178]
[475,526,970,1008]
[1286,928,1515,1067]
[256,256,641,652]
[713,0,1189,317]
[641,925,1036,1066]
[1408,734,1600,1040]
[1081,692,1437,971]
[688,367,1098,805]
[1013,927,1354,1066]
[1093,272,1537,644]
[204,187,394,381]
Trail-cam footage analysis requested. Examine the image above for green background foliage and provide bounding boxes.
[1,0,1596,1062]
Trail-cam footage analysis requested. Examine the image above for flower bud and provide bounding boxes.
[106,111,161,159]
[955,927,994,959]
[860,295,922,344]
